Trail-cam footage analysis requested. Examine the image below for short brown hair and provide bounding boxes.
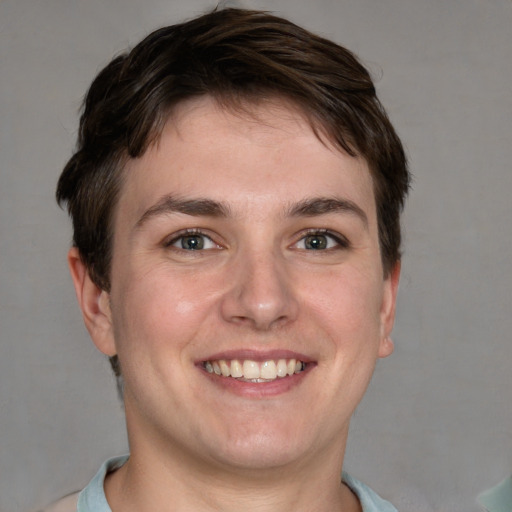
[57,7,409,290]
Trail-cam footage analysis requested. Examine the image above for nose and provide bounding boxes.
[220,249,299,331]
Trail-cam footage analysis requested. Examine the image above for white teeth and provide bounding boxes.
[260,360,277,380]
[230,359,243,378]
[276,359,288,378]
[203,358,306,381]
[242,360,260,379]
[219,360,230,377]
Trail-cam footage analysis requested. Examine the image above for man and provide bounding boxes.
[48,7,410,512]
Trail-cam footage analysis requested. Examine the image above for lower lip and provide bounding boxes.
[199,365,314,398]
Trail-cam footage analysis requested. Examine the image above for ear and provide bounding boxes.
[378,261,401,359]
[67,247,117,356]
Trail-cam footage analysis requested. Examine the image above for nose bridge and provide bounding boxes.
[221,242,298,330]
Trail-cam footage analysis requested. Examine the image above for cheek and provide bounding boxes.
[303,267,383,335]
[109,277,196,398]
[110,264,223,354]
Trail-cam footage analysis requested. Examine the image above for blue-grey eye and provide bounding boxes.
[180,235,205,250]
[304,234,328,250]
[170,233,218,251]
[297,232,346,250]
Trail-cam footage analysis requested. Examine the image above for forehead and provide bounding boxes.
[116,96,376,225]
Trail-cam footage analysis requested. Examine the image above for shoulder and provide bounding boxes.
[37,491,80,512]
[478,475,512,512]
[343,472,399,512]
[37,455,128,512]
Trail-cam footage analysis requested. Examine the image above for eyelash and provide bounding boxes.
[295,229,350,251]
[163,228,349,253]
[163,229,220,251]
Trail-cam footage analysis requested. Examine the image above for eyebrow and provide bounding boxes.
[286,197,368,227]
[135,195,231,228]
[135,194,368,229]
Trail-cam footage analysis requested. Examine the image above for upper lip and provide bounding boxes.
[196,349,315,364]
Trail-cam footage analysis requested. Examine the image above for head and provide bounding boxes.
[57,7,409,380]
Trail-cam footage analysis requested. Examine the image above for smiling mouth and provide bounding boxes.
[203,358,307,382]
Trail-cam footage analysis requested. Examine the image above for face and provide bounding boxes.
[73,96,399,474]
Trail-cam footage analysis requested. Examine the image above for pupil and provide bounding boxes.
[182,235,204,250]
[305,234,327,250]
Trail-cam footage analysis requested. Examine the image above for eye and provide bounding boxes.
[295,230,348,251]
[166,231,220,251]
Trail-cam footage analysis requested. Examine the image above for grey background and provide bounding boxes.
[1,1,511,511]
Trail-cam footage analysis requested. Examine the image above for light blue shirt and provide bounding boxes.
[478,476,512,512]
[77,455,398,512]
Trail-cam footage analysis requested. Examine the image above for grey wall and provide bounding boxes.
[1,1,511,511]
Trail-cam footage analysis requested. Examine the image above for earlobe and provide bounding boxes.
[378,336,394,358]
[378,261,401,359]
[67,247,117,356]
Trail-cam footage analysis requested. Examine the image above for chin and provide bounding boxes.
[200,420,315,471]
[213,443,303,472]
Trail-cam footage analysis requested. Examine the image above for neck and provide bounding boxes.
[105,431,360,512]
[104,397,361,512]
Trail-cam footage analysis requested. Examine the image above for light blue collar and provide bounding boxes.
[478,476,512,512]
[78,456,398,512]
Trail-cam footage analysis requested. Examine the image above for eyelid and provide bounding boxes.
[294,228,350,250]
[163,228,222,250]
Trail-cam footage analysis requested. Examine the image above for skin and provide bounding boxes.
[69,96,400,512]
